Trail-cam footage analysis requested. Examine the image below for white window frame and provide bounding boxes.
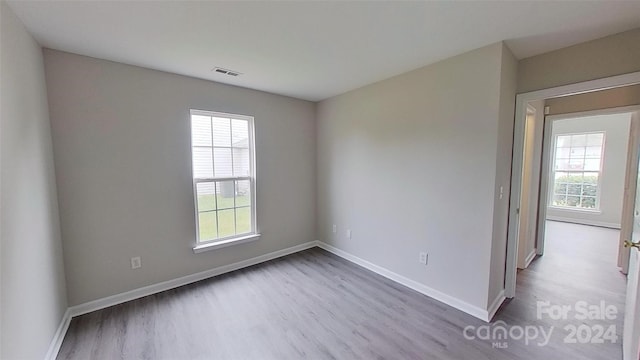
[549,131,605,212]
[189,109,259,253]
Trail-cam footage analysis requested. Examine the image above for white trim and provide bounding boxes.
[523,249,537,268]
[548,205,602,214]
[546,216,621,229]
[487,290,506,322]
[506,71,640,298]
[193,233,261,253]
[189,109,258,246]
[49,239,503,360]
[68,241,317,317]
[44,308,72,360]
[547,105,640,120]
[316,241,493,322]
[535,112,554,258]
[190,109,254,121]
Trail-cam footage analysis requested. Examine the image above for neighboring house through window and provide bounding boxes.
[190,110,257,251]
[551,132,605,210]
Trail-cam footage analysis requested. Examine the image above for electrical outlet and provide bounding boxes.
[332,224,337,233]
[346,229,352,239]
[131,256,141,269]
[419,252,428,265]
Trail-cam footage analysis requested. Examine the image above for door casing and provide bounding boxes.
[505,71,640,298]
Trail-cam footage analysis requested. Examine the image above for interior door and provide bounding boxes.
[620,112,640,274]
[623,144,640,360]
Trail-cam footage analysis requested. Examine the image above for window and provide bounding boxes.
[190,110,257,251]
[551,132,604,210]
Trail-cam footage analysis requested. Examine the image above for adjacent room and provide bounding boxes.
[510,87,640,360]
[2,1,640,360]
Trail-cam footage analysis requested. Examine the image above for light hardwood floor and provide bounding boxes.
[57,221,626,359]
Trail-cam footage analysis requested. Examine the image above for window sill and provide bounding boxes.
[548,206,601,214]
[193,234,261,254]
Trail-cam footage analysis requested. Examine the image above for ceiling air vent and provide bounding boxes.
[212,67,242,77]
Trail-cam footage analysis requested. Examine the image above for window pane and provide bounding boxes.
[218,209,236,238]
[583,172,598,184]
[581,196,597,209]
[583,184,597,196]
[554,171,568,180]
[196,182,216,211]
[236,180,251,207]
[569,147,585,158]
[567,184,581,196]
[571,134,587,147]
[217,180,235,209]
[554,182,567,194]
[569,159,584,170]
[213,148,233,177]
[212,117,231,147]
[191,115,212,146]
[557,135,571,148]
[199,211,218,241]
[192,147,213,178]
[587,133,604,146]
[233,148,250,176]
[556,148,570,159]
[553,195,567,206]
[584,158,601,171]
[555,159,570,171]
[232,119,249,148]
[236,207,251,234]
[585,146,602,158]
[566,196,580,207]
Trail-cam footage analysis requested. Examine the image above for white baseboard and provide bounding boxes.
[45,308,72,360]
[524,249,537,268]
[69,241,318,317]
[316,241,492,322]
[42,241,318,360]
[546,216,620,229]
[51,238,501,360]
[487,289,506,322]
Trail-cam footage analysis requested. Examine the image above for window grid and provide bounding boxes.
[198,180,251,241]
[551,132,604,210]
[191,110,255,244]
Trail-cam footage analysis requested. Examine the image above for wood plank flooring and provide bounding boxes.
[57,221,626,359]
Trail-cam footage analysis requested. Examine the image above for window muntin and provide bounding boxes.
[190,110,256,244]
[551,132,604,210]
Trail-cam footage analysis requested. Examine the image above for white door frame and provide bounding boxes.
[535,111,554,257]
[505,71,640,298]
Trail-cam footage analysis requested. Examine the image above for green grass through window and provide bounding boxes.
[197,194,251,241]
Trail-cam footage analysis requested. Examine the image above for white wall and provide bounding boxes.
[487,43,518,307]
[518,28,640,93]
[317,42,515,313]
[0,2,68,359]
[547,113,631,228]
[43,49,317,306]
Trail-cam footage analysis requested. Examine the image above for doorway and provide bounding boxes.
[504,72,640,360]
[539,110,635,257]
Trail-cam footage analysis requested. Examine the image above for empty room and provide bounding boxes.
[2,1,640,360]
